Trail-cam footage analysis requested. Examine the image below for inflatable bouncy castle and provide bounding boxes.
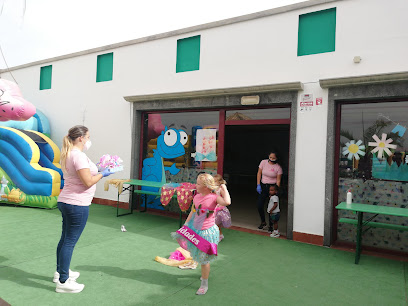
[0,79,62,208]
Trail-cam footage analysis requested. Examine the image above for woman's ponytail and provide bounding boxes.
[60,135,73,172]
[60,125,89,172]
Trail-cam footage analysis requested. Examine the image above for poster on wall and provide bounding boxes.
[195,129,217,161]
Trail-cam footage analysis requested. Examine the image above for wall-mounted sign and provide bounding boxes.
[300,94,313,112]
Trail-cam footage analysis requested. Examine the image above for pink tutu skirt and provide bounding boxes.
[214,206,231,228]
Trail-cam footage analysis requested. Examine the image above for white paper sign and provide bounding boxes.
[195,129,217,161]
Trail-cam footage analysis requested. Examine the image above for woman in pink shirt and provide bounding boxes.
[256,151,282,230]
[54,125,112,293]
[174,173,231,295]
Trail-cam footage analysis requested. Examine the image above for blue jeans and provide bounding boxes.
[56,202,89,283]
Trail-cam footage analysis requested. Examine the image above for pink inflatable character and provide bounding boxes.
[0,79,36,122]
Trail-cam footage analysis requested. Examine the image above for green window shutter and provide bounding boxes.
[96,52,113,82]
[176,35,201,73]
[40,65,52,90]
[298,8,336,56]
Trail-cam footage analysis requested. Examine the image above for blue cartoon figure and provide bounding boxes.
[141,126,188,209]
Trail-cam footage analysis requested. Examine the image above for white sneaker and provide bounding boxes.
[270,231,280,238]
[55,278,85,293]
[53,269,80,283]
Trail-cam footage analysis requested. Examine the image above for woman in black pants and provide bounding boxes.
[256,151,282,229]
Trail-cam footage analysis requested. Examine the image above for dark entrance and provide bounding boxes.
[223,124,290,235]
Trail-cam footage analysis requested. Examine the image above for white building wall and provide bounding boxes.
[1,0,407,236]
[294,83,328,235]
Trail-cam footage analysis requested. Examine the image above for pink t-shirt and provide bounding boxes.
[194,193,218,230]
[259,160,283,184]
[58,148,98,206]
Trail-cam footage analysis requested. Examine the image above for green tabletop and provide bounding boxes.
[128,179,165,189]
[336,202,408,217]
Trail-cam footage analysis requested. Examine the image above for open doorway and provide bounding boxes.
[223,124,290,235]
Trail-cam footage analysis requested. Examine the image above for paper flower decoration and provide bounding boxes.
[368,133,397,158]
[342,140,365,160]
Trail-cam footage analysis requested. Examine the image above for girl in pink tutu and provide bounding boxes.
[213,174,232,241]
[172,173,231,295]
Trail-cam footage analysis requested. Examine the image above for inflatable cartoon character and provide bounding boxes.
[0,79,36,122]
[142,126,188,209]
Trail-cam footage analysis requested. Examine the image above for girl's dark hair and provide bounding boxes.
[268,151,278,157]
[270,184,279,191]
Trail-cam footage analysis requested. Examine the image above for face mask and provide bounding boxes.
[83,140,92,151]
[269,159,277,163]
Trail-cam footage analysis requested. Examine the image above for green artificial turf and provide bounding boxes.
[0,204,407,305]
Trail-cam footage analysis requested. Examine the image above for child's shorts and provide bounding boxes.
[269,212,280,223]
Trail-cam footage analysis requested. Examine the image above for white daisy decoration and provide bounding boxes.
[368,133,397,159]
[342,140,366,160]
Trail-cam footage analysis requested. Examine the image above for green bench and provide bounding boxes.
[115,179,166,217]
[339,218,408,231]
[133,189,162,211]
[133,186,178,211]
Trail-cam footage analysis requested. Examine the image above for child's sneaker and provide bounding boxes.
[270,230,280,238]
[53,269,80,283]
[55,278,85,293]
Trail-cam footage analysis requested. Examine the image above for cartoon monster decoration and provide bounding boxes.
[0,79,36,122]
[141,126,188,209]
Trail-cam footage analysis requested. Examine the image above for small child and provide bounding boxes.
[213,174,232,241]
[267,184,280,238]
[173,173,231,295]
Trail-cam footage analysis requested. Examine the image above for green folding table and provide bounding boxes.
[336,202,408,264]
[116,179,189,227]
[116,179,165,217]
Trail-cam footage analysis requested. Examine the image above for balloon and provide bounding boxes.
[0,79,36,122]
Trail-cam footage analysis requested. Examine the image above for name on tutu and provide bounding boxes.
[178,227,200,245]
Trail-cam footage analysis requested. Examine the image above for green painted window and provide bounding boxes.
[96,52,113,82]
[298,8,336,56]
[176,35,200,73]
[39,65,52,90]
